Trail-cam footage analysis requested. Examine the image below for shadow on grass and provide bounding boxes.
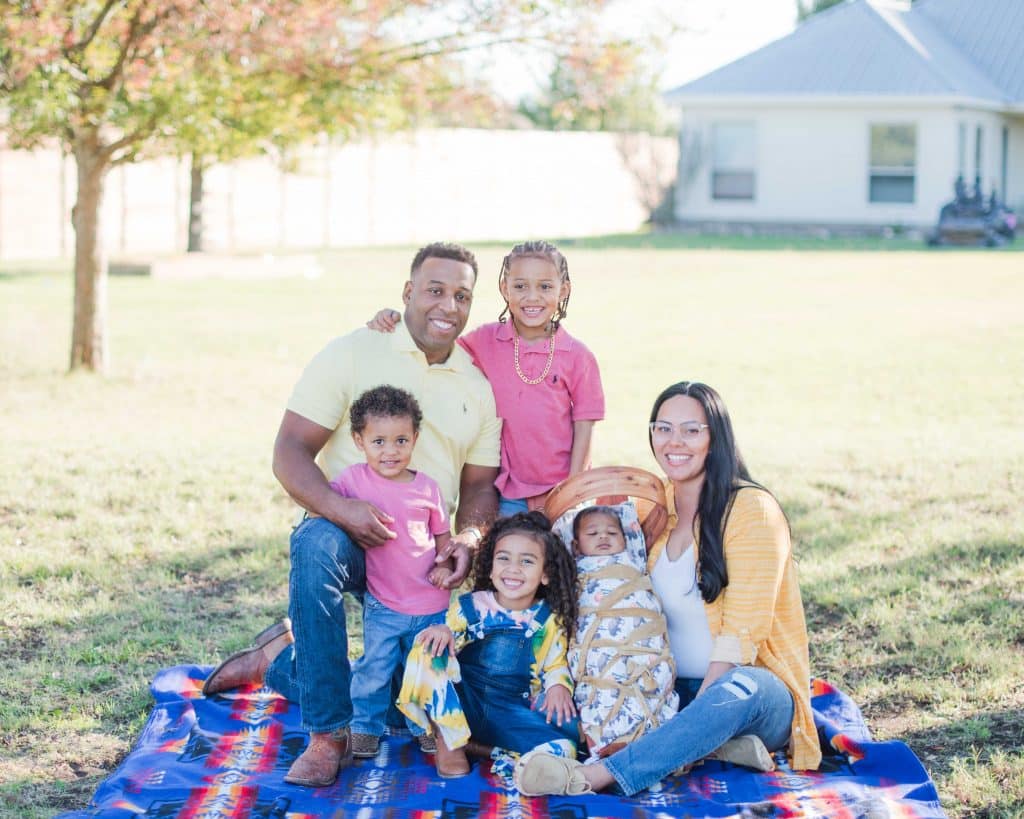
[800,533,1021,658]
[2,533,297,814]
[889,709,1024,819]
[6,528,373,720]
[782,496,877,558]
[7,534,287,695]
[802,533,1021,615]
[0,777,100,818]
[897,708,1024,774]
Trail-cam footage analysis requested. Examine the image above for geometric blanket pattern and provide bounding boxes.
[57,666,946,818]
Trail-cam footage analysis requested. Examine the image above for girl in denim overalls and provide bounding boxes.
[398,512,580,779]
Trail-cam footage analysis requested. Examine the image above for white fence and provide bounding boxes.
[0,129,677,261]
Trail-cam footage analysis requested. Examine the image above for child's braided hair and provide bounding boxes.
[497,240,571,328]
[473,511,578,630]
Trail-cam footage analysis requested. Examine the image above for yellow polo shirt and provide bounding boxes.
[647,483,821,771]
[287,323,501,515]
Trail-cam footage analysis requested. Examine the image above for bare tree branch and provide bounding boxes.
[93,3,184,92]
[64,0,121,55]
[103,115,160,164]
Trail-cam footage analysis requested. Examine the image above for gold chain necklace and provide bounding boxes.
[513,332,555,385]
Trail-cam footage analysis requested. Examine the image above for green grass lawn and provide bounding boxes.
[1,241,1022,817]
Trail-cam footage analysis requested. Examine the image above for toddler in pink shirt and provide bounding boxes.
[327,385,453,758]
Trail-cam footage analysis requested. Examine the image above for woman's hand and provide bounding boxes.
[536,683,576,726]
[415,624,456,657]
[697,661,737,698]
[366,308,401,332]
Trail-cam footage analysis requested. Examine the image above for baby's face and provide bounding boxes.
[574,512,626,557]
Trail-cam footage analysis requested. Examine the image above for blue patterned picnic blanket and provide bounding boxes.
[58,666,945,818]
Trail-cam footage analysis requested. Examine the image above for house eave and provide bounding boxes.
[666,93,1010,112]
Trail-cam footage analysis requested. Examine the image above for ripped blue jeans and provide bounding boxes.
[264,516,365,734]
[603,666,794,795]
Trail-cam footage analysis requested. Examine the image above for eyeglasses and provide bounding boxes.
[649,421,709,442]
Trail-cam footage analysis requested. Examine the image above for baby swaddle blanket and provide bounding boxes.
[556,502,679,760]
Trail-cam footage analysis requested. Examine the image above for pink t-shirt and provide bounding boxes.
[458,322,604,500]
[329,463,450,615]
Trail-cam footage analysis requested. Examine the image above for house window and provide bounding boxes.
[711,122,756,200]
[957,122,967,177]
[869,124,916,203]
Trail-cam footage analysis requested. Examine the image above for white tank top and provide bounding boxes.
[651,543,713,679]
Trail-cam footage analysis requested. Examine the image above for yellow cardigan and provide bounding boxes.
[647,483,821,771]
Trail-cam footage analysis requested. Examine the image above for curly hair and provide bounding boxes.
[473,511,578,630]
[349,385,423,435]
[410,241,478,280]
[497,240,571,328]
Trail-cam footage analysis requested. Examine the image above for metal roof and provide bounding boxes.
[916,0,1024,102]
[665,0,1023,106]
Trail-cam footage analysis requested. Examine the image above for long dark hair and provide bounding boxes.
[473,511,578,629]
[649,381,762,603]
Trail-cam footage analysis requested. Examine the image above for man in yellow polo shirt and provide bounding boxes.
[202,242,501,787]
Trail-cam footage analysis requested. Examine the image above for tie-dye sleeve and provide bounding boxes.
[534,615,574,695]
[396,596,474,750]
[445,596,472,652]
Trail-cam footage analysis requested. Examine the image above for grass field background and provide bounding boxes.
[2,239,1023,817]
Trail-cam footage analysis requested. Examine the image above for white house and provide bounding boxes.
[665,0,1024,231]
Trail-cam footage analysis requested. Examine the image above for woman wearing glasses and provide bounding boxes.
[516,381,821,796]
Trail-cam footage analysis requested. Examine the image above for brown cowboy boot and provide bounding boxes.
[284,728,354,787]
[202,621,292,697]
[430,722,470,779]
[464,740,494,759]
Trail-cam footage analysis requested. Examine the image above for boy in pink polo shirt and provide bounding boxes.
[369,240,604,515]
[327,385,453,759]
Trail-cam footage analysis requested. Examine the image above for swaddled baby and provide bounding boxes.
[563,504,678,761]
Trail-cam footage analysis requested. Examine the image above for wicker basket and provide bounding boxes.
[543,466,668,548]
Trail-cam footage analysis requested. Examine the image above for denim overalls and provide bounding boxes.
[453,595,580,754]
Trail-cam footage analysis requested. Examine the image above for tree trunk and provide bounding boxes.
[69,130,111,373]
[187,152,204,252]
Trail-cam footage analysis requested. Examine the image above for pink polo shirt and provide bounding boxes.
[458,322,604,500]
[329,463,450,615]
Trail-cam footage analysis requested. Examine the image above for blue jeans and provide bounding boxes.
[457,627,579,754]
[498,495,529,518]
[264,516,366,734]
[675,676,703,708]
[604,666,794,795]
[350,592,445,737]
